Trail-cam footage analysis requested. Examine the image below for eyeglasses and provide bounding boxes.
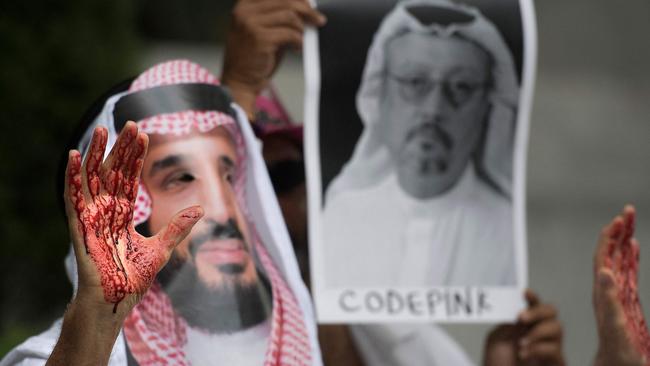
[386,72,489,109]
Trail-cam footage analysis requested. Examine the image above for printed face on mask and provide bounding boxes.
[380,33,491,199]
[141,126,271,332]
[143,127,256,288]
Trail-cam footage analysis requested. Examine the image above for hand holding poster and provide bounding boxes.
[304,0,536,322]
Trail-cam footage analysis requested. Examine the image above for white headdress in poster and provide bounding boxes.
[326,0,519,203]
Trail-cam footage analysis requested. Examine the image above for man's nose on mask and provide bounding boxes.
[198,177,238,224]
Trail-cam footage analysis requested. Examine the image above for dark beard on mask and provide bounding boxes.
[157,259,273,334]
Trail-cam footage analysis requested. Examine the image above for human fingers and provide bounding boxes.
[518,301,557,326]
[102,121,137,195]
[524,288,540,307]
[519,341,564,365]
[630,238,640,289]
[153,206,204,259]
[287,0,327,26]
[64,150,86,243]
[65,149,105,271]
[622,205,636,245]
[241,0,326,26]
[519,318,562,348]
[257,9,305,33]
[615,208,637,281]
[265,28,303,50]
[612,205,636,276]
[121,132,148,203]
[615,238,636,319]
[595,215,623,275]
[81,126,108,199]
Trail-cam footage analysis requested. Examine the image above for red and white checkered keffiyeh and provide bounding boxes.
[121,59,312,365]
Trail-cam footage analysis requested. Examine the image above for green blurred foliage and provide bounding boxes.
[0,0,139,355]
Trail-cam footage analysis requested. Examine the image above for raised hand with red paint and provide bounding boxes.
[64,121,204,314]
[594,205,650,366]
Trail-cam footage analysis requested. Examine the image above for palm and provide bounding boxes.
[594,206,650,365]
[79,196,159,303]
[65,122,202,312]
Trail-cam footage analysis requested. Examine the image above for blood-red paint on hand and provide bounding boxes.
[65,123,202,312]
[605,208,650,361]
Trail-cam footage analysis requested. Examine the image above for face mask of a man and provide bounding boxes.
[141,127,272,333]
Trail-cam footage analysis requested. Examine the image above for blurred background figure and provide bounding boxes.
[252,89,310,281]
[1,0,650,365]
[592,205,649,366]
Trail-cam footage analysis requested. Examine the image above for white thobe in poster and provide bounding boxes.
[350,323,475,366]
[323,164,515,287]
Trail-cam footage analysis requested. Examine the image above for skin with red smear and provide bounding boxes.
[595,206,650,366]
[65,122,202,312]
[605,208,650,360]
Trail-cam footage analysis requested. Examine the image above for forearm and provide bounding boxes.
[46,298,128,366]
[221,76,258,121]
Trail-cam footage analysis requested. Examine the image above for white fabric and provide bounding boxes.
[233,104,322,365]
[1,322,477,366]
[0,319,271,366]
[184,320,270,366]
[324,164,514,287]
[350,324,474,366]
[326,0,519,203]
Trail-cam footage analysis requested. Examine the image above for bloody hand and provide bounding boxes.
[594,205,649,366]
[64,122,203,313]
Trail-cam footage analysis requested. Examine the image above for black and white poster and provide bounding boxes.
[304,0,536,322]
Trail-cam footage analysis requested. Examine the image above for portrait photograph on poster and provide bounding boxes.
[304,0,536,322]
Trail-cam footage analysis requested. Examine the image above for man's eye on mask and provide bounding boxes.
[163,172,195,190]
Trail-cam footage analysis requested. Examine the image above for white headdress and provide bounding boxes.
[326,0,519,203]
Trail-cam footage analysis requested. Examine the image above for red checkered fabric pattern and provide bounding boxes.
[123,283,189,366]
[122,60,312,365]
[257,233,312,366]
[129,59,219,92]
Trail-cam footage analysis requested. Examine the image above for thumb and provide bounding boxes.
[155,206,204,253]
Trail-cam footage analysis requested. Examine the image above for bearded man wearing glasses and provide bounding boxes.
[322,1,520,288]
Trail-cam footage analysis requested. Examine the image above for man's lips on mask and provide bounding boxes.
[195,239,249,266]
